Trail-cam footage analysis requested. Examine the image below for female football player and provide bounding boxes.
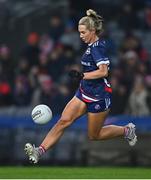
[25,9,137,163]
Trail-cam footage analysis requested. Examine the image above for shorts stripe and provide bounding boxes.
[82,93,99,102]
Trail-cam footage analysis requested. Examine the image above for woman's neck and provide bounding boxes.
[89,35,99,44]
[89,36,99,45]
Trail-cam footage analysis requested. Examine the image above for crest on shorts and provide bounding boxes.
[95,104,100,110]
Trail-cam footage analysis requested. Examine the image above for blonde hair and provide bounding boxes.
[79,9,104,36]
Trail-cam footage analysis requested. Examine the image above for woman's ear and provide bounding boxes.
[91,28,96,34]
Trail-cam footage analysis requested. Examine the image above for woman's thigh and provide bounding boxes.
[87,109,110,137]
[61,96,87,123]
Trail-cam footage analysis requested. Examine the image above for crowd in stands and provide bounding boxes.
[0,0,151,116]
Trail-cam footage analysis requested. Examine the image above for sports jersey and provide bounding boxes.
[75,38,112,112]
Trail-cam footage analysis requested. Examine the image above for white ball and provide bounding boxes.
[31,104,52,124]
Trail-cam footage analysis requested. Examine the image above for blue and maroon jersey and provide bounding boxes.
[78,38,112,103]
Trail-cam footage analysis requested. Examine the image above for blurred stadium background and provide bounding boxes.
[0,0,151,168]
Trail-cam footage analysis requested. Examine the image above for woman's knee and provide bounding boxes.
[57,116,73,129]
[88,133,99,140]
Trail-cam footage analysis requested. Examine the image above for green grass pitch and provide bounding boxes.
[0,166,151,179]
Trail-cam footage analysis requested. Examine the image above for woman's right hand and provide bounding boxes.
[69,70,84,81]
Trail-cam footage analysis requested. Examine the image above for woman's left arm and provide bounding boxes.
[83,64,108,80]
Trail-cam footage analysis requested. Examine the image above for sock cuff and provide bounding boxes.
[124,126,129,137]
[39,145,46,153]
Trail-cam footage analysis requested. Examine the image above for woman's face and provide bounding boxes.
[78,24,96,44]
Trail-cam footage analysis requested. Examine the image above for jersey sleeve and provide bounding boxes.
[91,42,110,67]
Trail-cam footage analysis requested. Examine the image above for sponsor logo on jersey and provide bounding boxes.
[85,47,91,54]
[81,61,91,66]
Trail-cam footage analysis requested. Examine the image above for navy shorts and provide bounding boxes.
[75,88,112,113]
